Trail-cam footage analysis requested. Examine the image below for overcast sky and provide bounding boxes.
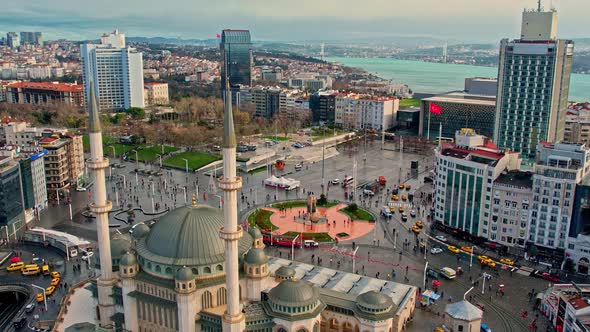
[1,0,587,43]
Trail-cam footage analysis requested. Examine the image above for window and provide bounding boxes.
[458,325,464,331]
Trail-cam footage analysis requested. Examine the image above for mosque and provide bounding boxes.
[85,75,417,332]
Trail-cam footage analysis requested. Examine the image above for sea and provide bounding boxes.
[326,57,590,102]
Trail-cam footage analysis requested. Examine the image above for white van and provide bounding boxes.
[440,267,456,279]
[304,240,319,248]
[342,176,354,187]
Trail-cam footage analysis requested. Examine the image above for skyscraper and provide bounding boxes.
[494,7,574,159]
[220,29,253,89]
[20,32,42,46]
[81,30,144,112]
[6,32,19,49]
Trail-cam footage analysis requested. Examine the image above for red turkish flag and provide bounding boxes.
[429,103,442,115]
[216,34,221,39]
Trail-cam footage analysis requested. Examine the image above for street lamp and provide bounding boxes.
[182,158,189,175]
[352,246,360,273]
[32,284,47,312]
[291,234,300,262]
[470,245,477,269]
[393,230,397,250]
[120,174,126,189]
[133,150,139,170]
[109,145,116,159]
[157,154,163,168]
[423,234,427,260]
[423,261,429,290]
[481,272,491,294]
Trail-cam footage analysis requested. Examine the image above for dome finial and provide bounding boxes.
[192,193,197,207]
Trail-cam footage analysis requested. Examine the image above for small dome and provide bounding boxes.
[268,279,319,307]
[120,252,137,266]
[175,266,194,282]
[111,234,132,260]
[244,247,268,265]
[356,291,393,311]
[275,266,296,280]
[131,223,150,239]
[249,227,262,240]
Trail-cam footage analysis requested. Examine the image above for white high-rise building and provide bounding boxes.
[81,30,144,111]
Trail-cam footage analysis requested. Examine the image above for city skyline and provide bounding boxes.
[1,0,589,42]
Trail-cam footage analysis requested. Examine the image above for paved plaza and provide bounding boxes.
[264,204,376,241]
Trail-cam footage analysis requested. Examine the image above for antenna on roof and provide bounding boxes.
[538,0,542,12]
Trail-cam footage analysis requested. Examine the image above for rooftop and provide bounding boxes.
[7,81,83,92]
[441,143,507,166]
[494,171,533,188]
[423,92,496,106]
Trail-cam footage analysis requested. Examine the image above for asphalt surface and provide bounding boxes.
[25,140,555,331]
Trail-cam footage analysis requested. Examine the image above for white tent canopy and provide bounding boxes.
[264,176,301,191]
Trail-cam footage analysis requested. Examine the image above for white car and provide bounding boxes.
[381,207,393,218]
[331,179,340,185]
[435,235,447,242]
[304,240,319,248]
[363,189,375,196]
[430,247,443,255]
[410,210,416,217]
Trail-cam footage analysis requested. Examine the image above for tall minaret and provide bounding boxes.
[218,78,245,331]
[86,78,115,328]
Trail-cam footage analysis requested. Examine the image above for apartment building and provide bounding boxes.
[541,284,590,332]
[39,137,71,194]
[62,133,84,185]
[0,156,25,241]
[6,81,84,106]
[490,170,533,253]
[433,128,522,238]
[528,142,590,253]
[144,82,169,106]
[564,103,590,145]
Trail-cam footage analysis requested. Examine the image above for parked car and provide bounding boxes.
[430,247,443,255]
[13,317,27,329]
[500,258,515,266]
[410,210,416,217]
[460,246,473,253]
[304,240,319,248]
[363,189,375,196]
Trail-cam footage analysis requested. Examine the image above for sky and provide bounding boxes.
[1,0,587,43]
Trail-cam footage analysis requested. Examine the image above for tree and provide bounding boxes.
[317,194,327,206]
[347,203,358,212]
[528,245,538,258]
[126,107,145,119]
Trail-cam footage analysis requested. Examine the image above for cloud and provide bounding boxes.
[0,0,587,42]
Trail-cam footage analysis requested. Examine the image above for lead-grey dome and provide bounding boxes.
[249,227,262,239]
[131,223,150,239]
[120,252,137,266]
[111,234,132,260]
[356,291,393,311]
[136,204,252,267]
[175,266,194,282]
[268,279,319,307]
[244,247,268,265]
[275,266,296,280]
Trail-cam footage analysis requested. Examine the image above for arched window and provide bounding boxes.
[123,268,127,274]
[202,291,213,309]
[192,268,198,275]
[216,264,223,271]
[297,329,307,332]
[204,266,211,274]
[165,267,172,274]
[277,328,287,332]
[329,319,339,330]
[155,265,161,272]
[147,262,152,269]
[217,287,227,305]
[313,323,319,332]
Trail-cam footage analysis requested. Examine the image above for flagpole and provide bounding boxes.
[427,107,431,141]
[438,122,443,150]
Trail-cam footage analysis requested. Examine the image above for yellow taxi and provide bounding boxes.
[411,226,421,234]
[500,258,515,266]
[399,206,405,213]
[50,271,60,279]
[36,293,44,303]
[401,195,408,201]
[391,195,399,201]
[45,286,56,296]
[448,245,460,254]
[477,255,489,262]
[50,278,60,286]
[460,246,473,253]
[415,220,424,228]
[6,262,24,272]
[399,184,405,190]
[484,260,496,268]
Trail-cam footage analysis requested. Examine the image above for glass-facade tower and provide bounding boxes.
[220,30,252,89]
[494,10,574,160]
[0,158,24,227]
